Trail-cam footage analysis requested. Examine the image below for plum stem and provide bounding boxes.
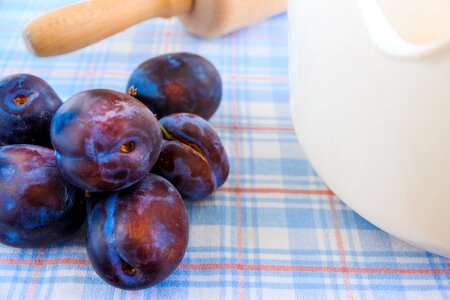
[159,124,172,140]
[159,124,209,164]
[127,86,137,96]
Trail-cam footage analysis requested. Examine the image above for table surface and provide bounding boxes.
[1,1,450,299]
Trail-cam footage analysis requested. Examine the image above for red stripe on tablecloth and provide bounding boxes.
[0,259,449,275]
[25,249,45,300]
[131,290,139,300]
[162,18,175,53]
[2,69,289,83]
[226,74,289,82]
[82,41,100,88]
[118,31,288,42]
[219,187,334,196]
[213,125,294,132]
[0,258,91,266]
[328,194,355,300]
[179,263,450,275]
[230,33,245,300]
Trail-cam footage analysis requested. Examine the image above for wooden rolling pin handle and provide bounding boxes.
[23,0,192,57]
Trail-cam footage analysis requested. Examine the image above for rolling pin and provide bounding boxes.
[23,0,287,57]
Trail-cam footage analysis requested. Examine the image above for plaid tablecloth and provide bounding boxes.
[1,1,450,299]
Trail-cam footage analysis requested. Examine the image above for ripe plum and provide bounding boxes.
[0,145,85,248]
[155,113,229,200]
[126,53,222,120]
[86,174,189,290]
[0,73,62,147]
[51,89,162,192]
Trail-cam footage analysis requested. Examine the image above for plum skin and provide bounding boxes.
[126,52,222,120]
[50,89,162,192]
[0,73,62,148]
[0,145,85,248]
[86,174,189,290]
[154,113,229,200]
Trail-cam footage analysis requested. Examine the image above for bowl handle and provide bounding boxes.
[357,0,450,59]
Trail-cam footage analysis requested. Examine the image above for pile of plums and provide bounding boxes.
[0,53,229,290]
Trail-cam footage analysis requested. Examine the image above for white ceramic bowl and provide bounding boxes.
[289,0,450,256]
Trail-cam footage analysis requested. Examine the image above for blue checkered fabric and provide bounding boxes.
[0,1,450,299]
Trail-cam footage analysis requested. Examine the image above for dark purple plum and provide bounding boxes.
[86,174,189,290]
[0,145,85,248]
[0,73,62,148]
[50,89,162,192]
[126,52,222,120]
[154,113,229,200]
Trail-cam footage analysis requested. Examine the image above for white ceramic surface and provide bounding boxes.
[288,0,450,256]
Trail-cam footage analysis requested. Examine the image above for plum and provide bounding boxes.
[0,73,62,148]
[0,144,85,248]
[126,53,222,120]
[86,174,189,290]
[154,113,229,200]
[50,89,162,192]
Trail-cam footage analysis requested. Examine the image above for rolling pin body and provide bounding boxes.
[179,0,287,38]
[23,0,287,57]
